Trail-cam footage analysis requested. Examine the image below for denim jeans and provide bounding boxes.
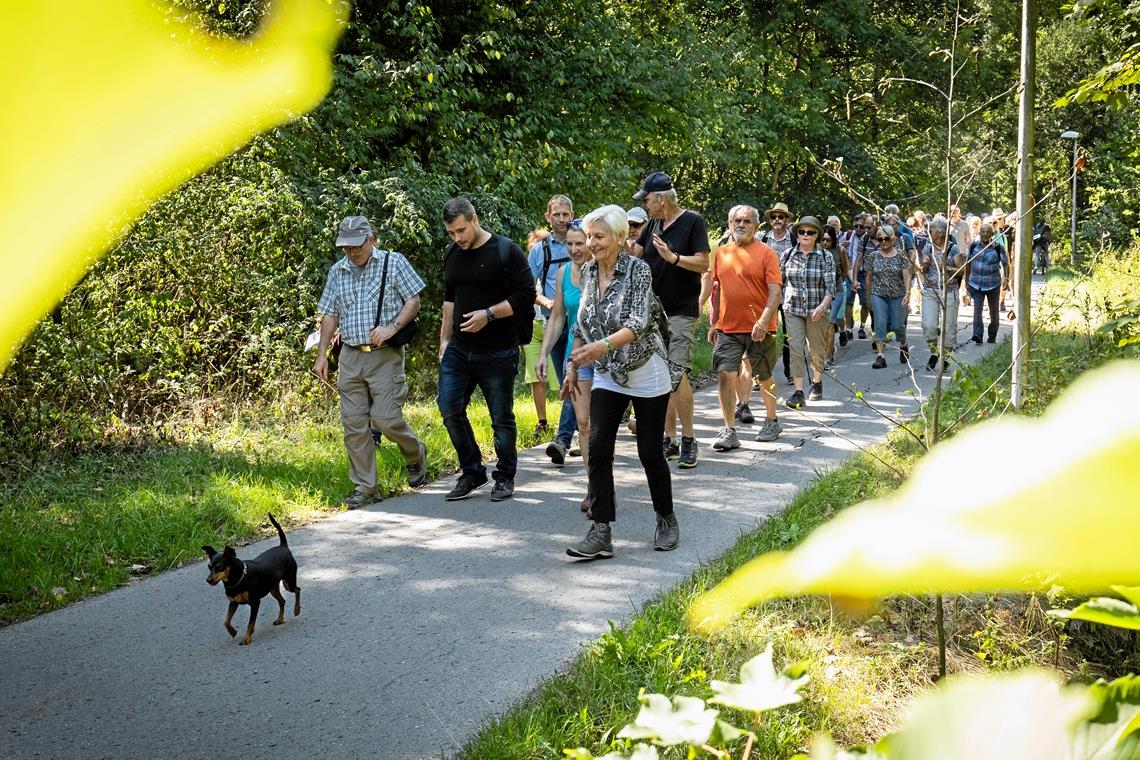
[587,387,673,524]
[829,279,850,324]
[437,343,519,482]
[968,286,1000,341]
[870,294,907,344]
[550,332,577,446]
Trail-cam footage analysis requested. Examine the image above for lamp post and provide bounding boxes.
[1061,130,1080,266]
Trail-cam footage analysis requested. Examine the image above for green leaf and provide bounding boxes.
[1049,597,1140,631]
[708,643,810,713]
[617,693,718,747]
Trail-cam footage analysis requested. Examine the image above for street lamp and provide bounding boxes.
[1061,130,1080,266]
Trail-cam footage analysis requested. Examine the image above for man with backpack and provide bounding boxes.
[438,197,536,502]
[527,194,577,464]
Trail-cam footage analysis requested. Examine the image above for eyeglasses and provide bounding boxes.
[876,236,893,243]
[797,229,818,237]
[770,214,787,221]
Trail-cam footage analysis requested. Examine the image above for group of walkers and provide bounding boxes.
[311,172,1028,561]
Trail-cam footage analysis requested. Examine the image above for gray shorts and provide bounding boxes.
[666,315,698,373]
[712,332,779,381]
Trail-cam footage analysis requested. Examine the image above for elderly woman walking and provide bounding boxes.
[858,223,914,368]
[918,216,966,370]
[564,205,681,560]
[780,215,835,407]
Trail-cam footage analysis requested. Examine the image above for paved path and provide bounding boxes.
[0,294,1029,760]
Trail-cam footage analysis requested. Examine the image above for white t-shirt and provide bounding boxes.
[592,353,671,398]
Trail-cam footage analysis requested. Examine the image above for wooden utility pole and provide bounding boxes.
[1012,0,1036,409]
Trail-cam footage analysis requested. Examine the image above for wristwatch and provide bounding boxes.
[485,307,496,322]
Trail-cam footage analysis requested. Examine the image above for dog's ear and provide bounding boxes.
[223,546,236,559]
[202,545,216,557]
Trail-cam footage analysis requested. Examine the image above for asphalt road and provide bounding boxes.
[0,305,1016,760]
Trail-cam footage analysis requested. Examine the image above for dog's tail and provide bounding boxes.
[267,513,288,547]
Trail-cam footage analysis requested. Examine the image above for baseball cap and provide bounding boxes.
[336,215,372,247]
[626,206,649,225]
[633,171,673,201]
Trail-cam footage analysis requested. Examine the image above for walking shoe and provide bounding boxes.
[971,335,983,344]
[407,442,429,488]
[678,436,699,468]
[533,420,549,437]
[926,354,939,371]
[987,335,996,344]
[627,414,637,434]
[899,344,910,364]
[784,373,795,386]
[341,489,381,510]
[546,439,568,465]
[786,390,805,409]
[734,402,754,424]
[808,382,823,401]
[858,327,867,339]
[663,437,680,460]
[445,471,488,501]
[654,512,680,551]
[755,418,782,442]
[370,427,383,446]
[490,478,514,502]
[839,330,849,347]
[712,426,740,451]
[567,522,614,559]
[825,356,836,369]
[569,431,581,457]
[872,355,887,369]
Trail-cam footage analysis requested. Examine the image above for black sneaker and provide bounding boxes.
[546,439,567,465]
[663,437,680,460]
[808,382,823,401]
[407,442,429,488]
[839,330,848,347]
[872,355,887,369]
[926,354,939,371]
[786,390,806,409]
[445,472,488,501]
[845,329,854,341]
[734,402,754,424]
[490,478,514,502]
[971,335,983,344]
[900,345,910,364]
[858,327,867,339]
[678,436,699,469]
[784,373,795,386]
[987,335,996,343]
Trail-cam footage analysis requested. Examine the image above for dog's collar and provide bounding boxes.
[227,562,247,589]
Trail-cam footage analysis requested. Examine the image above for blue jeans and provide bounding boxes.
[550,332,577,446]
[829,279,850,324]
[438,343,519,482]
[870,294,907,344]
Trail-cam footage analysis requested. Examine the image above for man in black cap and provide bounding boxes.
[630,171,710,469]
[313,215,429,509]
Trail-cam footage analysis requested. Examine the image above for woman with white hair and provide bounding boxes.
[564,205,681,560]
[918,216,966,370]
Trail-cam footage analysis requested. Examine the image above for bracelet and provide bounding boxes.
[672,252,681,266]
[485,307,495,322]
[603,336,614,351]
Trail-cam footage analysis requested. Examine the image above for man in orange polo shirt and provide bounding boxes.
[708,205,784,449]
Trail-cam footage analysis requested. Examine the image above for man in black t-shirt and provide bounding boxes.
[437,197,535,502]
[631,171,710,469]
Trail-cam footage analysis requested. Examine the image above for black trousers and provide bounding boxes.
[587,387,673,524]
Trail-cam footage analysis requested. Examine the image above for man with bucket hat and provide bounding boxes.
[312,215,429,509]
[630,171,710,469]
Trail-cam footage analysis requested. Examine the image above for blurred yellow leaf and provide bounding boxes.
[0,0,346,369]
[690,361,1140,632]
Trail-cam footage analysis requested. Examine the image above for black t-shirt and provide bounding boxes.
[636,210,709,317]
[443,233,534,352]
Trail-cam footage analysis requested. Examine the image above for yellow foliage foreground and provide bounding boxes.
[0,0,346,370]
[690,361,1140,632]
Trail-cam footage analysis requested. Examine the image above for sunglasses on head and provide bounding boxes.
[568,218,584,231]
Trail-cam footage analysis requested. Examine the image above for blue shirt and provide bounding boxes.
[527,237,570,317]
[968,241,1008,292]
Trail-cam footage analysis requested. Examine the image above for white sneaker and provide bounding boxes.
[569,430,581,457]
[712,426,740,451]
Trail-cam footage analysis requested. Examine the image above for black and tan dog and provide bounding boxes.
[202,513,300,645]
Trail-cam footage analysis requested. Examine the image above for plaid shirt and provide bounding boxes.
[781,246,836,317]
[967,240,1008,292]
[317,248,425,346]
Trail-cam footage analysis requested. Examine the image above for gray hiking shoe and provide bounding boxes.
[567,522,614,560]
[341,490,381,510]
[734,402,754,424]
[712,426,740,451]
[654,512,680,551]
[546,439,567,465]
[755,418,783,443]
[407,442,429,488]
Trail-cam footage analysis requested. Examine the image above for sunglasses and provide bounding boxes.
[797,229,818,236]
[876,236,893,243]
[568,218,584,231]
[854,224,865,230]
[770,214,787,221]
